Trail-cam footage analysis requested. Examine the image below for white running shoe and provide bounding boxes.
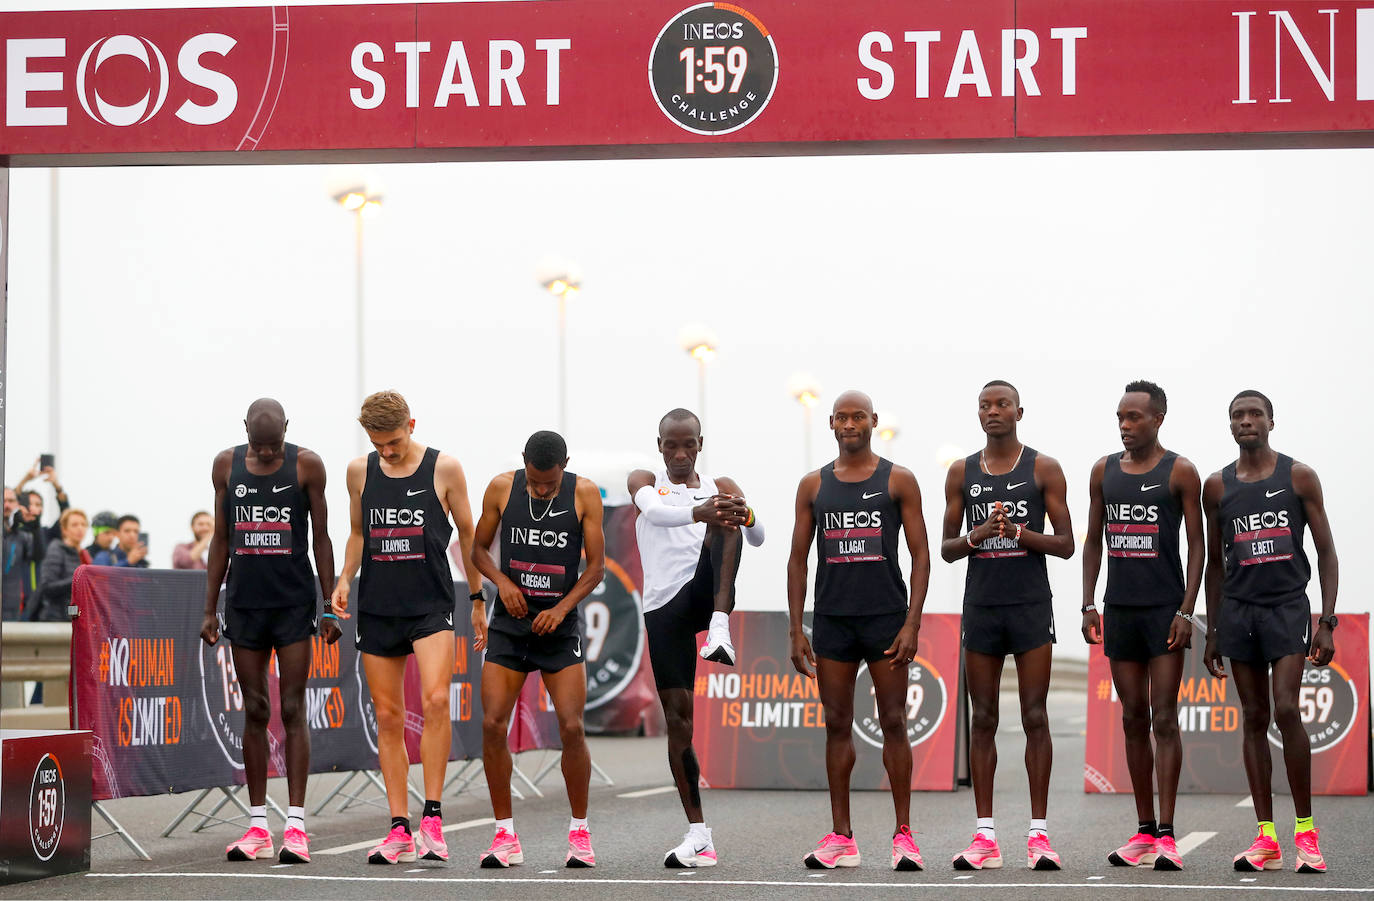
[665,828,717,868]
[699,622,736,666]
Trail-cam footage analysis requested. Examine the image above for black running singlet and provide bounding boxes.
[962,448,1052,606]
[1220,454,1311,607]
[224,443,315,609]
[812,457,906,617]
[1102,451,1185,607]
[494,470,584,638]
[358,447,455,616]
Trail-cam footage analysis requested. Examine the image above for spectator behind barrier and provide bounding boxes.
[86,510,118,560]
[34,508,90,622]
[2,487,34,620]
[94,514,149,568]
[172,510,213,570]
[15,457,70,551]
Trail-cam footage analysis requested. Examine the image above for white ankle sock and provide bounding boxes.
[286,806,305,833]
[689,822,711,842]
[976,817,995,841]
[1029,818,1048,838]
[570,817,588,832]
[495,818,514,835]
[249,806,268,831]
[710,611,729,632]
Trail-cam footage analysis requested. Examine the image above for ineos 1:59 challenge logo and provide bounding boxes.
[29,754,66,862]
[1268,660,1359,754]
[853,656,948,750]
[648,3,778,136]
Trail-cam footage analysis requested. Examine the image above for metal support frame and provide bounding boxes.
[161,785,286,837]
[308,770,423,815]
[91,800,149,860]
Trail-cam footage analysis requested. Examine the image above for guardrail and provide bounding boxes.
[1,622,73,730]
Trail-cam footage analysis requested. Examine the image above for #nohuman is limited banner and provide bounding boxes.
[3,2,1374,160]
[1085,612,1369,796]
[694,611,960,791]
[69,566,491,800]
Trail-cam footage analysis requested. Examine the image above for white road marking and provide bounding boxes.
[1087,875,1104,880]
[270,864,292,869]
[954,875,974,880]
[1235,796,1254,808]
[617,786,679,799]
[86,873,1374,893]
[1175,831,1217,856]
[539,869,557,874]
[807,873,825,878]
[1240,878,1257,883]
[318,817,493,855]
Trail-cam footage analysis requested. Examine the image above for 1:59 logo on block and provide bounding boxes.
[648,3,778,136]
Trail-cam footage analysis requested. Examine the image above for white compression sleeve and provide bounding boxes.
[743,516,765,547]
[634,485,696,527]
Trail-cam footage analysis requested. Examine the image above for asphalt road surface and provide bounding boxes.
[4,690,1371,900]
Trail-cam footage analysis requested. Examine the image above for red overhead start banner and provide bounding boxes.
[2,1,1373,160]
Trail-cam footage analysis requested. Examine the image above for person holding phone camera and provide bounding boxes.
[92,515,149,567]
[2,487,35,620]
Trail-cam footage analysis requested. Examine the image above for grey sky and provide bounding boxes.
[6,2,1371,659]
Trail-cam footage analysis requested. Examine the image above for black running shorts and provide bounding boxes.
[961,600,1056,658]
[811,610,907,664]
[223,603,316,652]
[355,608,454,658]
[1217,596,1311,665]
[644,543,716,692]
[1103,603,1181,662]
[486,623,585,674]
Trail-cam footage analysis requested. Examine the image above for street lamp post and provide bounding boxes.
[678,324,718,444]
[788,373,822,470]
[537,262,583,436]
[333,186,382,452]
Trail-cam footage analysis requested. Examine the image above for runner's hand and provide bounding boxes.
[1307,623,1335,666]
[883,623,920,670]
[199,612,219,645]
[329,581,352,619]
[531,605,568,635]
[790,631,817,679]
[1203,635,1226,679]
[471,601,488,652]
[497,577,528,618]
[1166,614,1193,650]
[693,495,749,529]
[1081,608,1102,645]
[319,613,342,645]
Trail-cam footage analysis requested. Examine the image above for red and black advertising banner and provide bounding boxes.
[583,506,656,735]
[694,611,960,791]
[1085,613,1370,796]
[69,566,495,800]
[2,1,1373,162]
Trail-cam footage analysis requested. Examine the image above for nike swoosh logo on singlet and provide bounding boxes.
[549,509,569,517]
[693,495,710,501]
[1141,484,1161,492]
[272,485,291,493]
[862,491,883,499]
[407,489,427,497]
[1266,489,1287,498]
[1007,481,1027,490]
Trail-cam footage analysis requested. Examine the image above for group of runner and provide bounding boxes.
[202,381,1339,876]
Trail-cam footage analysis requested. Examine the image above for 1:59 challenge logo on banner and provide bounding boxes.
[648,3,778,136]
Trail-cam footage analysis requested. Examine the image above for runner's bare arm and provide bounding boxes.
[438,453,481,613]
[329,456,367,619]
[1080,457,1107,644]
[1294,462,1338,665]
[201,449,233,644]
[472,472,525,625]
[1018,453,1074,559]
[298,448,337,604]
[1169,457,1205,651]
[887,464,929,668]
[786,471,821,678]
[1201,471,1227,678]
